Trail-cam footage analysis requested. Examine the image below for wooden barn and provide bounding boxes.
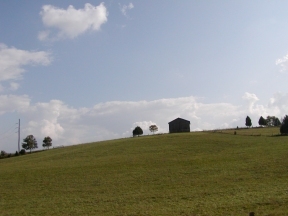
[168,118,190,133]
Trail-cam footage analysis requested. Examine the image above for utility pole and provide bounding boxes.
[18,119,20,152]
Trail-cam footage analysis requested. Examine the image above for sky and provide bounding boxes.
[1,0,288,152]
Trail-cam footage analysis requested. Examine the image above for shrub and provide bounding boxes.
[15,151,19,156]
[20,149,26,155]
[0,150,7,157]
[280,115,288,134]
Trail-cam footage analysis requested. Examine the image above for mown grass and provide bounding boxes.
[209,126,281,136]
[0,128,288,215]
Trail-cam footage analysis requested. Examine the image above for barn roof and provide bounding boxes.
[168,117,190,124]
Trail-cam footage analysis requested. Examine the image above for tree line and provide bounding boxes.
[2,115,288,157]
[132,125,158,137]
[0,135,52,159]
[22,135,53,153]
[245,115,288,134]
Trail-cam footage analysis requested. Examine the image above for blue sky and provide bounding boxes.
[1,1,288,152]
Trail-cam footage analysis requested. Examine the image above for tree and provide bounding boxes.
[258,116,266,127]
[20,149,26,155]
[245,116,252,128]
[274,117,281,126]
[280,115,288,134]
[43,136,52,149]
[133,126,143,137]
[149,125,158,134]
[22,135,38,153]
[266,116,281,127]
[0,150,7,157]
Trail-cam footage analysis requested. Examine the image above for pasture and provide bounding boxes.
[0,127,287,215]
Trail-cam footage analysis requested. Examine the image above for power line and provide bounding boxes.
[0,132,15,140]
[0,120,20,152]
[0,123,17,136]
[17,119,20,152]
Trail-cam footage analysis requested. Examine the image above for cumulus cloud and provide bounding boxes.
[39,3,108,40]
[9,82,19,91]
[276,53,288,72]
[242,92,260,113]
[0,94,30,115]
[1,92,288,152]
[120,3,134,17]
[242,92,259,102]
[0,44,52,83]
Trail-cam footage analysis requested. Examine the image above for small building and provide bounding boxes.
[168,118,190,133]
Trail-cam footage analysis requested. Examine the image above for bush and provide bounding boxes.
[20,149,26,155]
[133,126,143,137]
[0,150,7,157]
[280,115,288,134]
[15,151,19,156]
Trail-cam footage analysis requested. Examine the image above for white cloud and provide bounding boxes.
[276,53,288,72]
[242,92,259,102]
[9,82,19,91]
[38,30,50,41]
[0,44,52,82]
[0,94,30,115]
[39,3,108,40]
[1,92,288,152]
[242,92,260,113]
[120,3,134,17]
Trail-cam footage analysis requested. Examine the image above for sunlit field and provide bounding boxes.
[0,128,287,215]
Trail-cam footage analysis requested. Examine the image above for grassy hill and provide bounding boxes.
[0,127,287,215]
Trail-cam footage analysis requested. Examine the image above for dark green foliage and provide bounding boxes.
[280,115,288,134]
[258,116,266,126]
[245,116,252,128]
[274,117,281,126]
[133,126,143,137]
[0,150,7,157]
[15,151,19,156]
[43,136,52,149]
[20,149,26,155]
[22,134,38,153]
[266,116,281,127]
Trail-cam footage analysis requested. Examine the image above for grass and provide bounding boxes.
[0,128,288,215]
[209,126,281,136]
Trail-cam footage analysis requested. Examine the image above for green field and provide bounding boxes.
[0,127,288,215]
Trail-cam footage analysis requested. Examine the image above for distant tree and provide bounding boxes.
[245,116,252,128]
[149,125,158,134]
[266,116,281,127]
[22,135,38,153]
[266,116,274,126]
[0,150,7,157]
[42,136,52,149]
[20,149,26,155]
[258,116,266,127]
[15,151,19,156]
[133,126,143,137]
[280,115,288,134]
[274,117,281,126]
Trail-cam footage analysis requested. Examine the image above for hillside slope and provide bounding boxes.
[0,129,287,215]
